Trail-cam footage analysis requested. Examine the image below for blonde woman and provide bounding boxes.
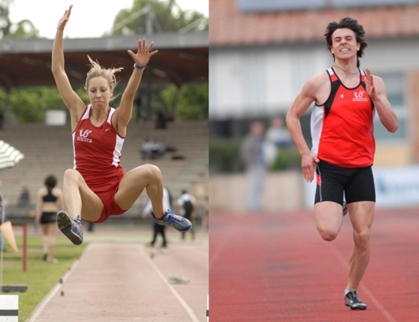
[51,6,191,245]
[35,175,64,263]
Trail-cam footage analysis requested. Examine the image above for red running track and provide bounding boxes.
[209,207,419,321]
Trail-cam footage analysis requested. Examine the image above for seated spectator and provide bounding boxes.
[17,185,30,207]
[140,137,153,159]
[154,137,168,158]
[149,137,166,159]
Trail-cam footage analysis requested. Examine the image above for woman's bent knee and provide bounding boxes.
[142,164,162,181]
[63,169,81,181]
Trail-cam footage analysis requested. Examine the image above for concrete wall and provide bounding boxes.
[209,171,303,213]
[211,166,419,213]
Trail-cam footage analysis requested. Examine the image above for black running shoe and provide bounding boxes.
[344,290,367,310]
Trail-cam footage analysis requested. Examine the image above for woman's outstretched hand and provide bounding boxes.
[127,38,159,67]
[57,5,73,31]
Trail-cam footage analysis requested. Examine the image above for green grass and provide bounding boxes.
[0,235,87,322]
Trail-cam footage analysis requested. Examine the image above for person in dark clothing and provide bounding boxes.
[177,190,196,240]
[35,174,64,263]
[17,185,31,207]
[142,187,172,248]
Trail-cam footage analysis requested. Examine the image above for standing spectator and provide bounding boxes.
[264,117,293,168]
[0,111,4,130]
[35,175,65,263]
[135,93,143,121]
[201,196,209,230]
[155,110,167,129]
[17,185,31,207]
[265,117,292,147]
[177,190,196,240]
[240,121,267,212]
[142,186,172,248]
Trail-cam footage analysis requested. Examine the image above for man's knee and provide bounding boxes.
[317,226,339,241]
[353,230,371,250]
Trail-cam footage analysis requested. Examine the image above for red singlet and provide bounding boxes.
[72,105,126,223]
[310,68,376,168]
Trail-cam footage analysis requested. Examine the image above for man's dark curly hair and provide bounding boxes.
[324,17,368,67]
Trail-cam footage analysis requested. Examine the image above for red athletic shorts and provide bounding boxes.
[87,182,126,224]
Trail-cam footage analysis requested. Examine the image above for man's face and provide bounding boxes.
[330,28,360,61]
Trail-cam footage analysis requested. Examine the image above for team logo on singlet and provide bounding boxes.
[353,91,368,102]
[77,129,93,143]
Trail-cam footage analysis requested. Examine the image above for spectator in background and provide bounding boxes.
[201,196,208,230]
[264,116,294,168]
[155,110,167,129]
[177,190,196,240]
[0,111,4,130]
[156,137,167,157]
[17,185,31,207]
[141,137,153,159]
[142,186,173,248]
[240,121,267,212]
[35,174,64,263]
[141,137,167,160]
[135,93,143,121]
[265,117,293,148]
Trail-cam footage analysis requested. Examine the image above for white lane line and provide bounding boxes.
[328,242,397,322]
[26,244,89,322]
[139,246,200,322]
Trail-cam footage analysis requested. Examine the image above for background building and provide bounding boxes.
[209,0,419,211]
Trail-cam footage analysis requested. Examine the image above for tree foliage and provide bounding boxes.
[0,87,62,122]
[111,0,208,35]
[0,0,12,38]
[155,83,208,120]
[0,0,39,38]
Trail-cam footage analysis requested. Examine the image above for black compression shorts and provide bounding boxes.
[40,212,57,224]
[314,160,376,205]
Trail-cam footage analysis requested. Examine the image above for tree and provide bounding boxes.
[7,19,39,38]
[0,0,39,38]
[110,0,209,121]
[111,0,208,35]
[0,0,12,38]
[155,83,208,121]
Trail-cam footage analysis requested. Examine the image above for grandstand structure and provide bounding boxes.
[0,120,208,221]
